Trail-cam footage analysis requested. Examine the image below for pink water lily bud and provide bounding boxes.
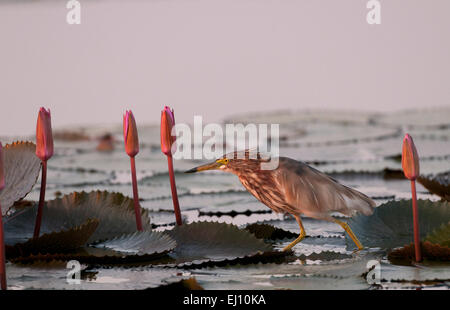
[402,133,420,180]
[160,106,176,156]
[0,143,4,191]
[123,110,139,157]
[35,107,54,162]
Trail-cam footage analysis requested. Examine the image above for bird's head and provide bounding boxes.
[185,150,271,175]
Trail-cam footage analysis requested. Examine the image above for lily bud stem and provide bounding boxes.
[130,156,143,231]
[167,155,182,225]
[410,180,422,262]
[0,205,6,290]
[33,160,47,238]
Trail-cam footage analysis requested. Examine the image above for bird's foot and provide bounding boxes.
[282,233,306,252]
[352,247,364,254]
[334,219,364,251]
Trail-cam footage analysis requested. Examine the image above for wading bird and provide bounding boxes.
[186,151,375,251]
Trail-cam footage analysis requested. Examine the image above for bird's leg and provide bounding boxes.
[334,219,363,251]
[283,215,306,252]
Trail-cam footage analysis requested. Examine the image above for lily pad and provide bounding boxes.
[346,199,450,249]
[5,265,187,289]
[10,245,174,266]
[167,221,274,265]
[0,141,41,215]
[4,191,152,245]
[296,251,353,261]
[378,260,450,287]
[94,231,176,255]
[6,219,99,258]
[191,251,384,290]
[418,172,450,201]
[147,277,204,291]
[425,222,450,247]
[388,242,450,263]
[376,107,450,129]
[245,223,297,240]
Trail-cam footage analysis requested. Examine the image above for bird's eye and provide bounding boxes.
[218,158,229,165]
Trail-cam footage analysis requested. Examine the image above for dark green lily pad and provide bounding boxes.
[346,199,450,249]
[6,219,99,258]
[167,221,274,265]
[245,223,297,240]
[10,245,171,266]
[418,172,450,201]
[94,231,176,255]
[5,223,173,267]
[0,141,41,216]
[297,251,353,261]
[4,191,152,245]
[180,251,291,270]
[146,277,204,291]
[388,241,450,263]
[425,222,450,247]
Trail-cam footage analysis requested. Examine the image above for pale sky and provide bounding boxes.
[1,0,449,136]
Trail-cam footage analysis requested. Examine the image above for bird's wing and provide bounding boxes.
[275,158,375,218]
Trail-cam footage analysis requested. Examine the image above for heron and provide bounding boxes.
[186,150,375,252]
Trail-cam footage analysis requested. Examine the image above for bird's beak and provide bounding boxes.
[185,160,223,173]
